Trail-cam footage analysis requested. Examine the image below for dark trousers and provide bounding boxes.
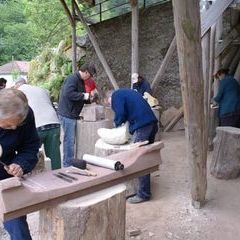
[220,112,240,128]
[4,216,32,240]
[133,122,158,200]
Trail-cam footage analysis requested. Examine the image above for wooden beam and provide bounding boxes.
[222,46,239,68]
[59,0,74,26]
[215,25,240,58]
[201,0,234,37]
[229,47,240,73]
[71,0,77,72]
[151,37,176,89]
[130,0,139,86]
[172,0,207,208]
[73,0,119,90]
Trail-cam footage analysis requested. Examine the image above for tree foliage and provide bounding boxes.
[0,0,73,65]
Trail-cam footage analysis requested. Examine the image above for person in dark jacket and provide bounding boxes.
[107,88,158,204]
[0,89,40,240]
[214,69,240,127]
[58,63,96,167]
[132,73,152,96]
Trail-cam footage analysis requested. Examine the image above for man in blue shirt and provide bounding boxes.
[107,88,158,203]
[0,89,40,240]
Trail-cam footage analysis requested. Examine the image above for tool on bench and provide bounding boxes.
[66,169,97,177]
[53,173,73,183]
[66,159,97,176]
[0,144,25,180]
[82,154,124,171]
[57,172,78,181]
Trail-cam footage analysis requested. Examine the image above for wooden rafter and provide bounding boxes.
[73,0,119,90]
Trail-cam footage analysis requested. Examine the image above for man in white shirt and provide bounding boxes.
[15,78,61,170]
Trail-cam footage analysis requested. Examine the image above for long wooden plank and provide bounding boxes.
[0,142,163,221]
[201,0,234,37]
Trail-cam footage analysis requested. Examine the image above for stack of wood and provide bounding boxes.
[160,106,184,132]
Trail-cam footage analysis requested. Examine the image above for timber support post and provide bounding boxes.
[130,0,139,87]
[172,0,207,208]
[71,0,77,72]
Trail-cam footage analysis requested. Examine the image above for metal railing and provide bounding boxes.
[82,0,170,24]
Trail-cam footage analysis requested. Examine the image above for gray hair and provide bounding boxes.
[0,89,29,120]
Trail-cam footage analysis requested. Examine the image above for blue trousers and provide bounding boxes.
[4,216,32,240]
[59,115,76,167]
[133,122,158,200]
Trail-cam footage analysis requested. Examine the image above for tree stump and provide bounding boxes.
[76,119,112,158]
[210,127,240,179]
[39,184,126,240]
[95,139,139,197]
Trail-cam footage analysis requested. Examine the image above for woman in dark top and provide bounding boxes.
[214,69,240,127]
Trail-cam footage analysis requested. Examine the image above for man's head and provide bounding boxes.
[79,63,96,80]
[0,89,28,129]
[0,78,7,90]
[131,73,139,84]
[14,77,27,89]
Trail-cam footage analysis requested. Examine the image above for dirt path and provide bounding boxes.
[126,131,240,240]
[1,131,240,239]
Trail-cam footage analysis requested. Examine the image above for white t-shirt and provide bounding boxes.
[19,84,59,128]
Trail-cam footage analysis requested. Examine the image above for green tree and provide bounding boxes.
[0,0,37,64]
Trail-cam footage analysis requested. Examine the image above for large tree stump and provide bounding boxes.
[95,139,139,197]
[210,127,240,179]
[76,119,112,158]
[39,184,126,240]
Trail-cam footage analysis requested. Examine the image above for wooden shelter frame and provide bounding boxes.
[60,0,240,208]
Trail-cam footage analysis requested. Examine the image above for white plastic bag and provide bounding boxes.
[97,122,130,145]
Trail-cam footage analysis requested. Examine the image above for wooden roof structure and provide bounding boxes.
[60,0,240,208]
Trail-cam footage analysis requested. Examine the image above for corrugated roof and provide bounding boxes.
[0,61,29,74]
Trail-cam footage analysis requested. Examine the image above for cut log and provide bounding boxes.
[39,184,126,240]
[210,127,240,179]
[76,119,112,158]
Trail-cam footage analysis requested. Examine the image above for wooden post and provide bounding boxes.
[71,0,77,72]
[130,0,139,87]
[172,0,207,208]
[73,0,119,90]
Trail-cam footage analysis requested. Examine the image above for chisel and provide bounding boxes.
[58,172,78,181]
[53,173,73,183]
